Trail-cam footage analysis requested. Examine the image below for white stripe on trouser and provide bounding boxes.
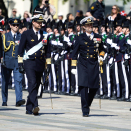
[11,72,14,88]
[24,74,28,89]
[38,77,43,96]
[51,64,57,91]
[99,67,103,95]
[115,62,120,97]
[61,61,65,92]
[48,73,51,91]
[121,60,129,98]
[75,66,78,93]
[106,63,111,97]
[65,60,70,93]
[0,64,2,87]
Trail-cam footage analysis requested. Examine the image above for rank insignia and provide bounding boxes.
[84,42,88,45]
[14,19,18,23]
[91,6,94,10]
[31,39,34,42]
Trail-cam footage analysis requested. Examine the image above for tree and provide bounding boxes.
[63,0,131,4]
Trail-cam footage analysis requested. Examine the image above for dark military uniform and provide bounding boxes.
[1,19,25,106]
[87,0,105,20]
[71,17,105,116]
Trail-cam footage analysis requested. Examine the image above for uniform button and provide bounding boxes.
[35,53,36,55]
[40,57,42,59]
[87,57,88,58]
[35,57,36,59]
[94,50,95,51]
[87,50,89,51]
[41,53,42,55]
[87,46,89,47]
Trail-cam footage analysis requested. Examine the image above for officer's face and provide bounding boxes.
[61,29,65,35]
[116,26,122,33]
[125,28,130,35]
[98,0,103,3]
[68,28,73,34]
[77,25,80,32]
[10,24,19,33]
[84,24,93,33]
[32,21,42,30]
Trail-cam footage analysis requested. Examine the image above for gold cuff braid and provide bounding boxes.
[71,60,77,66]
[46,58,51,64]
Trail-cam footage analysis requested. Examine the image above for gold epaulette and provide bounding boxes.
[71,60,77,66]
[46,58,51,64]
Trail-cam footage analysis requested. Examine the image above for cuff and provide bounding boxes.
[71,60,77,66]
[18,55,23,63]
[46,58,51,64]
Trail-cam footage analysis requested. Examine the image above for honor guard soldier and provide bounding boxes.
[18,14,51,115]
[1,19,25,106]
[71,17,105,117]
[86,0,105,21]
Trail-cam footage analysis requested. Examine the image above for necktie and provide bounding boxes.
[14,34,16,42]
[36,32,38,40]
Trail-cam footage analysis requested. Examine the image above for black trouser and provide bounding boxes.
[58,61,62,92]
[128,64,131,96]
[101,63,108,95]
[25,68,43,111]
[79,86,98,114]
[110,64,117,96]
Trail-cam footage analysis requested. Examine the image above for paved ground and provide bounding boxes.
[0,89,131,131]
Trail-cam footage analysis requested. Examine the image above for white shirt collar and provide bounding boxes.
[11,31,17,37]
[125,33,129,37]
[102,32,106,36]
[55,33,60,37]
[69,32,74,36]
[118,32,123,36]
[33,27,40,35]
[48,32,53,35]
[86,32,94,40]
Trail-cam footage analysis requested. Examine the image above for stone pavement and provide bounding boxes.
[0,89,131,131]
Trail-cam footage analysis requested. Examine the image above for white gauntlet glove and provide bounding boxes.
[71,69,77,75]
[127,39,131,45]
[64,36,70,43]
[51,40,57,45]
[58,41,63,46]
[107,38,112,45]
[98,56,104,63]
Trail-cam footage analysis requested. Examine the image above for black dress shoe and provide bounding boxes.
[2,102,7,106]
[83,113,89,117]
[43,90,49,93]
[130,108,131,111]
[16,99,26,107]
[101,95,109,99]
[117,97,126,101]
[94,94,101,99]
[70,93,78,96]
[126,98,131,102]
[26,110,32,115]
[110,95,117,100]
[32,107,39,115]
[37,96,42,99]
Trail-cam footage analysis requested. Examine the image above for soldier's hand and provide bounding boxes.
[18,63,25,74]
[71,69,77,75]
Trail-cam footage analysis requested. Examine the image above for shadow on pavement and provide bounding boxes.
[38,113,65,116]
[41,97,61,99]
[0,108,19,111]
[90,114,117,117]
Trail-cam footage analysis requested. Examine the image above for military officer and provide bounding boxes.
[86,0,105,21]
[1,18,25,106]
[18,14,51,115]
[71,16,105,117]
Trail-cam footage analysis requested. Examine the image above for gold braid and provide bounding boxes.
[3,34,15,52]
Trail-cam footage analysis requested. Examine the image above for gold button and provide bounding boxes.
[87,50,89,51]
[35,53,36,55]
[35,57,36,59]
[94,46,96,48]
[41,53,43,55]
[87,46,89,47]
[94,57,95,58]
[94,50,95,51]
[40,57,42,59]
[87,53,89,55]
[87,57,88,58]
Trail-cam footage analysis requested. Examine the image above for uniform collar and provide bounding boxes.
[48,32,53,35]
[118,32,123,36]
[125,33,129,37]
[86,32,94,40]
[55,33,60,37]
[11,31,17,37]
[102,32,106,36]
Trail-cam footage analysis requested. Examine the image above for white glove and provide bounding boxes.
[104,53,107,60]
[61,51,67,55]
[1,57,3,63]
[111,43,117,48]
[71,69,77,75]
[58,41,63,46]
[103,45,107,49]
[115,45,120,50]
[127,39,131,45]
[107,38,112,45]
[124,54,129,59]
[51,40,57,45]
[54,54,59,61]
[98,56,104,63]
[64,36,70,43]
[96,44,99,47]
[67,42,72,47]
[109,57,113,64]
